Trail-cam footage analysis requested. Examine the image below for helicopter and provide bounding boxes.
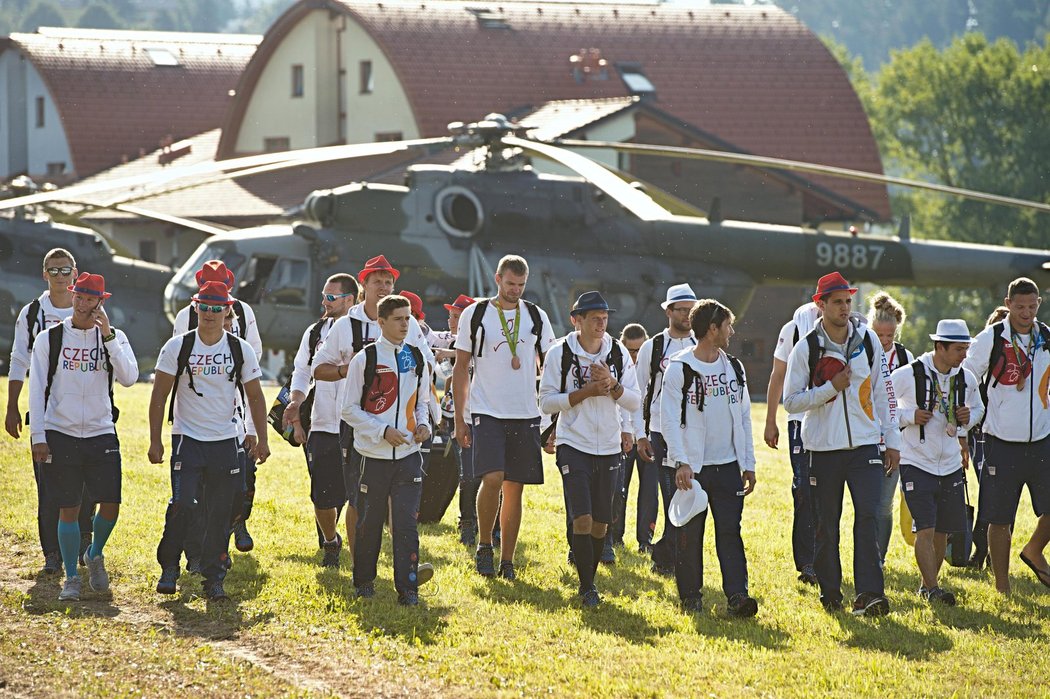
[0,178,176,373]
[2,115,1049,366]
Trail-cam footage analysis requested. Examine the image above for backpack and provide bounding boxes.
[892,341,908,371]
[805,322,875,389]
[25,298,43,354]
[981,320,1050,402]
[540,338,626,444]
[468,298,545,366]
[678,354,745,427]
[189,299,248,339]
[360,342,425,410]
[268,319,326,446]
[167,330,245,425]
[43,323,119,424]
[642,333,667,434]
[910,359,967,444]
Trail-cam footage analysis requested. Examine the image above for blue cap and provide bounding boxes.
[570,290,616,316]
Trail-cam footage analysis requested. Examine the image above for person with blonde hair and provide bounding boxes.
[867,291,913,567]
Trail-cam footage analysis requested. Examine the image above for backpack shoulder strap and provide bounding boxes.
[350,317,365,355]
[188,305,199,330]
[523,300,544,365]
[1039,321,1050,351]
[986,320,1007,390]
[470,299,491,358]
[805,329,822,389]
[608,340,624,380]
[227,331,245,395]
[99,332,119,423]
[911,359,927,443]
[642,333,667,434]
[792,324,799,347]
[360,343,379,406]
[306,319,326,366]
[893,342,908,369]
[43,323,63,411]
[862,329,875,369]
[679,363,704,427]
[559,341,577,393]
[408,344,425,406]
[26,298,42,353]
[726,352,746,389]
[233,300,247,339]
[954,365,967,406]
[167,331,199,424]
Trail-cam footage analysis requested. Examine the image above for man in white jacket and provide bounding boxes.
[342,295,433,605]
[662,299,758,617]
[284,273,359,568]
[29,273,138,601]
[962,277,1050,594]
[892,319,984,607]
[784,272,900,617]
[539,291,640,607]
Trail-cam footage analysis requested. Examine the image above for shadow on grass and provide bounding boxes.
[578,596,680,646]
[345,588,451,644]
[22,574,125,619]
[157,554,275,640]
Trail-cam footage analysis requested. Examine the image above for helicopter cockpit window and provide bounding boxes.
[174,243,246,288]
[262,257,309,307]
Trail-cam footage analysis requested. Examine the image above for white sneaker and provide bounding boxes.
[84,551,110,593]
[417,562,434,586]
[58,576,81,601]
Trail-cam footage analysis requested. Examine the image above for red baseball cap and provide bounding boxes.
[195,260,235,290]
[192,280,235,306]
[812,271,858,303]
[359,255,400,282]
[401,290,425,320]
[68,272,112,299]
[444,294,475,312]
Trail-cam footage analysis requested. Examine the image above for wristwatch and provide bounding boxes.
[675,461,690,469]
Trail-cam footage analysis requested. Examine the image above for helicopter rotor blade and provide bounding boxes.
[556,139,1050,215]
[0,137,454,212]
[502,136,669,222]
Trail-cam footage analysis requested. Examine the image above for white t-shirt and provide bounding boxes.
[635,330,697,436]
[156,331,262,442]
[173,299,263,361]
[773,320,805,422]
[695,357,738,465]
[10,291,74,381]
[454,300,556,419]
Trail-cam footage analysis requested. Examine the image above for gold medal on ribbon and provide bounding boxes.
[496,302,522,371]
[945,423,958,438]
[511,356,521,370]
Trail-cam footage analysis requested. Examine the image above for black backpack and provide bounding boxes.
[468,298,545,366]
[167,330,245,425]
[25,298,43,355]
[642,333,667,435]
[678,354,746,427]
[360,342,425,410]
[268,319,326,446]
[981,320,1050,402]
[804,322,875,389]
[189,299,248,340]
[910,359,967,444]
[540,338,626,444]
[43,323,119,424]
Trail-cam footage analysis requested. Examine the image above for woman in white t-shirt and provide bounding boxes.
[868,291,914,567]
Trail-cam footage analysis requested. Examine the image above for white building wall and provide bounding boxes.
[23,61,72,178]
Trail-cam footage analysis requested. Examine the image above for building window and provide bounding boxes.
[291,64,304,98]
[359,60,373,94]
[46,162,66,176]
[144,47,180,66]
[264,137,290,152]
[139,239,157,263]
[35,97,45,128]
[617,63,655,96]
[374,131,402,142]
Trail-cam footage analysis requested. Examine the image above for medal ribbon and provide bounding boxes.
[496,302,521,358]
[930,370,956,426]
[1010,329,1033,380]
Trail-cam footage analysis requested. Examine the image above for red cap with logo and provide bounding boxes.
[400,290,425,320]
[68,272,112,299]
[811,271,858,303]
[192,280,235,306]
[358,255,400,282]
[444,294,475,312]
[195,260,235,290]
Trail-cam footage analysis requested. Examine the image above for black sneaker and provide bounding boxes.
[821,596,843,613]
[321,534,342,568]
[966,552,987,569]
[600,542,616,565]
[475,545,495,577]
[398,592,420,606]
[498,560,516,581]
[43,551,61,575]
[355,585,375,599]
[186,557,203,575]
[651,562,674,577]
[204,580,229,601]
[581,589,601,608]
[727,592,759,618]
[852,592,890,617]
[567,548,575,565]
[680,596,704,613]
[156,566,179,595]
[638,543,653,555]
[925,586,957,607]
[797,565,819,586]
[233,521,254,552]
[459,524,477,548]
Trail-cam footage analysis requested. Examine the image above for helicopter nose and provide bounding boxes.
[163,280,193,325]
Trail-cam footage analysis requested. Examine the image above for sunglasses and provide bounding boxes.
[197,303,227,313]
[46,266,74,277]
[322,292,354,302]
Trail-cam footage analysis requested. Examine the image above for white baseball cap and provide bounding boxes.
[668,478,708,527]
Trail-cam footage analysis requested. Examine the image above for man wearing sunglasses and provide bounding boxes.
[284,273,359,568]
[7,248,98,575]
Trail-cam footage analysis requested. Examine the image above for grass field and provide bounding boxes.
[1,379,1047,698]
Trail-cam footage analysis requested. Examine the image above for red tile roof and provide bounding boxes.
[220,1,889,220]
[6,27,259,178]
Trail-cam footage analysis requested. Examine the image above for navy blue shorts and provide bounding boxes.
[557,445,619,524]
[40,430,121,508]
[169,435,240,506]
[469,414,544,485]
[980,435,1050,525]
[307,431,347,510]
[899,465,967,533]
[340,421,361,507]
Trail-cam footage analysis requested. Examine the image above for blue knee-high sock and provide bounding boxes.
[57,520,80,579]
[88,514,117,559]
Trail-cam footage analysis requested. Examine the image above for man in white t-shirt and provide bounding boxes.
[453,255,557,580]
[765,301,821,585]
[636,283,698,574]
[662,299,758,617]
[284,273,359,568]
[6,247,96,575]
[149,281,269,601]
